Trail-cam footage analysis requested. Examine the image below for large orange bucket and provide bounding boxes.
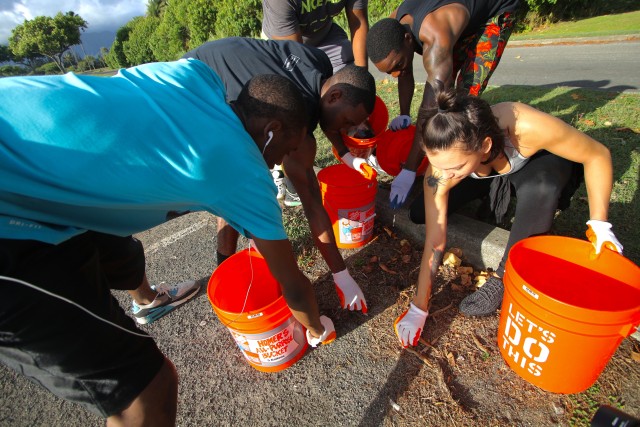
[498,236,640,394]
[317,164,377,249]
[332,95,389,161]
[207,249,308,372]
[375,125,430,176]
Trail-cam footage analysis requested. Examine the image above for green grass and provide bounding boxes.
[511,10,640,40]
[314,82,640,265]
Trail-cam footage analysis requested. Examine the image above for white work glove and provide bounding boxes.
[389,114,412,131]
[393,303,428,348]
[305,315,336,348]
[333,269,368,313]
[341,152,375,179]
[586,220,623,255]
[341,152,367,172]
[389,168,416,209]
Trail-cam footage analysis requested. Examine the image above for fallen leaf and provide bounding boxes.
[570,93,584,100]
[362,263,374,273]
[582,119,595,126]
[446,351,456,367]
[383,226,396,238]
[406,347,434,367]
[431,302,454,317]
[460,274,471,286]
[451,283,466,292]
[443,252,462,267]
[632,350,640,363]
[369,255,379,263]
[604,121,612,126]
[379,263,398,274]
[457,266,473,275]
[614,127,637,133]
[448,247,463,258]
[402,254,412,263]
[472,334,490,355]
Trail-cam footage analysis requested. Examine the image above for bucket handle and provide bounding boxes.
[221,245,259,328]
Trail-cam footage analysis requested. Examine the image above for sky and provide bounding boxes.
[0,0,147,44]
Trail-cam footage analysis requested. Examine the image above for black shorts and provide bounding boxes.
[0,232,165,417]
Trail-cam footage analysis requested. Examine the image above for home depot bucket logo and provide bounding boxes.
[337,202,375,244]
[231,318,302,366]
[500,302,556,377]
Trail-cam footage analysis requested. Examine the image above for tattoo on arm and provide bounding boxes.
[430,248,444,282]
[426,171,447,195]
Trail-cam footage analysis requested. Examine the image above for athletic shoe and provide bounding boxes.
[132,280,201,324]
[459,276,504,316]
[284,187,301,207]
[271,168,285,200]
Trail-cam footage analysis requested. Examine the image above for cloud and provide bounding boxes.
[0,0,146,44]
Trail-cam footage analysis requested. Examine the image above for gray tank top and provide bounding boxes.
[470,138,528,179]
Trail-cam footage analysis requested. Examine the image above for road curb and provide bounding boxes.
[507,34,639,47]
[374,185,509,270]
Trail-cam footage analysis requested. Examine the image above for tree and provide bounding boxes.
[149,0,190,61]
[9,11,87,73]
[104,23,135,69]
[214,0,261,38]
[146,0,168,18]
[122,16,159,65]
[187,0,217,49]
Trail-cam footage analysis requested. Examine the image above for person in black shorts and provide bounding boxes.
[184,37,377,313]
[1,63,336,423]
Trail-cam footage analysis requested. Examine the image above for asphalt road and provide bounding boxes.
[369,39,640,92]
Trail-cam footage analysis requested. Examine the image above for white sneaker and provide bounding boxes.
[132,280,201,324]
[272,168,285,200]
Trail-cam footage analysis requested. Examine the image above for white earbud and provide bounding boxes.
[262,131,274,155]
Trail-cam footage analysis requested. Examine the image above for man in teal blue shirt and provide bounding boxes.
[0,59,335,424]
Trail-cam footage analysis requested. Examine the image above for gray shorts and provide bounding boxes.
[262,22,354,72]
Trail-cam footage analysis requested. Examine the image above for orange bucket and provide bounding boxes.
[332,95,389,161]
[498,236,640,394]
[375,125,430,176]
[207,249,308,372]
[317,163,377,249]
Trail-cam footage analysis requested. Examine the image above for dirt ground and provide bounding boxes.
[294,215,640,426]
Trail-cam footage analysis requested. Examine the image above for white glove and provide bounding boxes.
[393,303,428,348]
[586,220,623,255]
[333,269,368,313]
[389,114,412,131]
[389,168,416,209]
[305,315,336,348]
[341,152,367,171]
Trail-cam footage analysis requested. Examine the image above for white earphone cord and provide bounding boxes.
[0,274,153,339]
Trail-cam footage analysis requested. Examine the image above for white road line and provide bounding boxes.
[145,219,209,254]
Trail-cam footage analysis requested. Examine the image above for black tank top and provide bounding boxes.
[396,0,520,50]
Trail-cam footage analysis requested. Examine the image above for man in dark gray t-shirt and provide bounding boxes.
[261,0,369,73]
[183,37,377,314]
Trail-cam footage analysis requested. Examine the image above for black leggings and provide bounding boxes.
[409,151,576,276]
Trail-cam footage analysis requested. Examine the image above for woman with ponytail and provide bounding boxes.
[394,89,622,348]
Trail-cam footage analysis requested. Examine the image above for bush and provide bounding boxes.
[0,65,27,77]
[214,0,261,38]
[123,16,159,65]
[36,62,62,75]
